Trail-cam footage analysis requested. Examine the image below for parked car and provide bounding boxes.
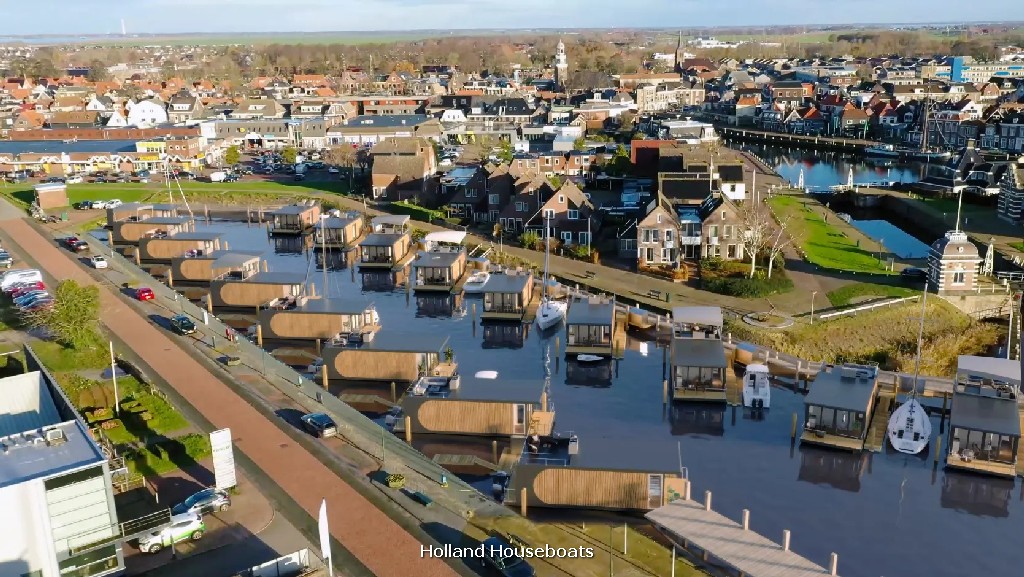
[137,513,205,554]
[44,176,65,184]
[300,413,338,438]
[94,176,107,184]
[900,267,927,281]
[1,270,43,292]
[0,252,12,268]
[479,537,536,577]
[74,200,93,210]
[89,255,108,269]
[135,287,155,301]
[171,488,231,516]
[293,173,306,181]
[327,167,340,174]
[10,282,45,298]
[223,174,240,182]
[106,199,123,208]
[72,241,89,252]
[169,314,197,335]
[90,200,108,209]
[21,298,54,312]
[15,292,50,308]
[66,175,83,184]
[61,236,80,248]
[135,170,151,179]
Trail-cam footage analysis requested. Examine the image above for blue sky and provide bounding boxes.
[6,0,1022,35]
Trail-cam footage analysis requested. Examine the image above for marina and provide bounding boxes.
[95,217,1024,577]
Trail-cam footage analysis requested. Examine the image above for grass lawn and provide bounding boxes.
[768,196,892,274]
[126,433,212,477]
[1010,242,1024,253]
[826,282,918,307]
[31,340,110,371]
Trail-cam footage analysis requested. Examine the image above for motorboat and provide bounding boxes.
[463,270,490,294]
[576,354,603,363]
[741,363,771,409]
[887,280,932,455]
[864,143,899,158]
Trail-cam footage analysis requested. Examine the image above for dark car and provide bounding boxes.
[300,412,338,438]
[72,241,89,252]
[224,174,240,182]
[74,200,93,210]
[169,314,197,335]
[293,173,306,181]
[171,488,231,516]
[900,267,927,281]
[480,537,535,577]
[62,236,80,247]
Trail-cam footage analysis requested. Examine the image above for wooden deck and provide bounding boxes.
[528,410,555,437]
[450,270,471,294]
[725,353,742,406]
[863,396,893,453]
[522,287,541,323]
[392,251,416,271]
[946,453,1018,478]
[498,444,522,471]
[800,430,865,452]
[647,497,839,577]
[432,453,499,476]
[672,389,728,403]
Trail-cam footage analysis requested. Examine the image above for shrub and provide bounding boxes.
[700,259,793,298]
[101,419,121,430]
[390,201,441,223]
[639,264,687,282]
[385,473,406,488]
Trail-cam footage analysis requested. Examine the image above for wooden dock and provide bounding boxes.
[863,395,893,453]
[528,410,555,437]
[647,495,840,577]
[432,453,499,476]
[725,352,742,406]
[339,394,397,412]
[522,287,542,323]
[392,251,416,271]
[450,270,471,294]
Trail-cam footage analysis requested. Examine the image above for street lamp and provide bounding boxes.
[810,291,818,324]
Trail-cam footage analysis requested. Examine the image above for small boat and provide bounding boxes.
[535,215,566,330]
[864,143,899,158]
[742,363,771,409]
[627,306,654,330]
[475,370,499,379]
[898,148,952,162]
[887,282,932,455]
[463,270,490,293]
[576,354,603,363]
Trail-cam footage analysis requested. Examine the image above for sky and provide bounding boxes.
[4,0,1022,35]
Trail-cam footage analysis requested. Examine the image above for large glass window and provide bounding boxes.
[58,544,118,577]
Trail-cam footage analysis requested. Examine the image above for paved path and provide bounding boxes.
[0,216,460,577]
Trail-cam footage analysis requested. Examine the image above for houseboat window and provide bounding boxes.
[647,475,663,509]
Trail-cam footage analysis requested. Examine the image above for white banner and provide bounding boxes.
[210,428,237,490]
[318,499,332,575]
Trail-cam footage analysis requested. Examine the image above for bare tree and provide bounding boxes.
[765,216,792,279]
[739,200,771,278]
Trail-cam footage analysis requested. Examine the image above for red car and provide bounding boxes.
[135,287,155,301]
[61,236,80,247]
[10,282,45,298]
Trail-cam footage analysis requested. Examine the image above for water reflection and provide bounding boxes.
[797,446,870,493]
[416,293,466,319]
[482,323,526,349]
[274,235,311,254]
[737,144,927,188]
[565,359,613,388]
[360,269,407,292]
[669,403,725,437]
[315,248,357,271]
[941,472,1013,518]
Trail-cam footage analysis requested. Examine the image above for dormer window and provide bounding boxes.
[558,195,565,203]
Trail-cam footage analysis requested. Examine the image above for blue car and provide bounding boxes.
[13,291,48,306]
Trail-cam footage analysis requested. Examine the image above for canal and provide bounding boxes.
[148,219,1023,577]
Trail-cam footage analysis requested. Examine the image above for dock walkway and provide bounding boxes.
[648,496,839,577]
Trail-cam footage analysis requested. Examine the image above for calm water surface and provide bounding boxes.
[196,221,1021,577]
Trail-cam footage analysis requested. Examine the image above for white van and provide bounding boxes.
[1,269,43,291]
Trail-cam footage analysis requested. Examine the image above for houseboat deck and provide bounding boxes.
[863,395,893,453]
[945,453,1017,477]
[647,497,838,577]
[800,430,865,452]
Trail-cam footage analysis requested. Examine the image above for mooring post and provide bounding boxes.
[167,268,174,287]
[663,379,669,405]
[321,363,328,390]
[404,416,412,443]
[741,509,750,530]
[782,529,791,551]
[791,412,798,441]
[391,381,397,403]
[256,324,263,347]
[520,488,527,516]
[683,478,691,501]
[703,490,712,511]
[492,440,498,464]
[829,553,838,576]
[934,436,943,464]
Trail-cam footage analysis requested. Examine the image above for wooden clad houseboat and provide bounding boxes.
[258,296,379,342]
[137,231,223,263]
[801,363,880,452]
[480,272,535,322]
[945,355,1021,478]
[313,212,365,249]
[269,203,321,235]
[169,250,261,284]
[358,215,413,270]
[669,306,728,402]
[106,202,179,227]
[565,297,623,358]
[207,271,305,309]
[112,216,192,244]
[320,332,453,382]
[411,231,469,292]
[400,374,552,437]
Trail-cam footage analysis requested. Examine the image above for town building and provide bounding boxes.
[928,230,982,295]
[997,157,1024,224]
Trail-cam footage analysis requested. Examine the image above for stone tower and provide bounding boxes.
[554,39,568,90]
[675,30,685,73]
[928,230,981,296]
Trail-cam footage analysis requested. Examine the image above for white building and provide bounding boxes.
[688,37,741,49]
[0,357,124,577]
[126,99,168,127]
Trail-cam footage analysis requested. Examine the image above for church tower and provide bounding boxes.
[674,30,685,73]
[554,39,568,90]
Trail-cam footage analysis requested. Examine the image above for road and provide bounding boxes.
[0,205,462,577]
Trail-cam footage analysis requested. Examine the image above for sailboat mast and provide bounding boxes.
[542,214,550,299]
[910,281,928,397]
[920,98,929,153]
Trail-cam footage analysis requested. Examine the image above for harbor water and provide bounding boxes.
[163,220,1023,577]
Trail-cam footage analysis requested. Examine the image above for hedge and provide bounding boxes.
[389,201,441,223]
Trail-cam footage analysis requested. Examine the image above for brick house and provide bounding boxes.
[525,181,597,247]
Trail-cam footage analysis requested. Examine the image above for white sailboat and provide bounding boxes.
[536,215,566,330]
[463,270,490,293]
[887,283,933,455]
[741,363,771,409]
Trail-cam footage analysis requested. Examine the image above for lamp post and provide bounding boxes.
[810,291,818,324]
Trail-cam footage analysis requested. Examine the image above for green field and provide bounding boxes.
[768,195,893,274]
[3,179,353,209]
[826,282,917,307]
[59,31,474,47]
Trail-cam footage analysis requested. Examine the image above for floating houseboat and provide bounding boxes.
[945,355,1021,478]
[207,271,305,309]
[169,250,261,284]
[257,296,379,342]
[137,231,223,263]
[411,231,469,292]
[480,272,535,322]
[669,306,728,402]
[564,297,624,359]
[508,433,686,511]
[269,203,321,235]
[399,373,552,438]
[801,363,880,452]
[358,215,413,270]
[320,332,454,383]
[313,212,365,249]
[106,202,179,228]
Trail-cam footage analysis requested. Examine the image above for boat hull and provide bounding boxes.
[865,148,899,158]
[887,398,931,455]
[536,301,566,330]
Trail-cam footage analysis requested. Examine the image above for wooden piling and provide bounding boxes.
[206,294,213,313]
[791,412,798,440]
[492,440,498,464]
[703,490,712,511]
[223,240,230,251]
[555,336,560,357]
[262,259,269,272]
[782,530,791,551]
[166,267,174,287]
[520,488,527,516]
[741,509,749,530]
[934,436,943,464]
[683,479,691,501]
[829,553,838,576]
[391,381,397,403]
[541,391,548,412]
[404,416,412,443]
[321,363,329,390]
[256,324,263,347]
[663,379,669,405]
[316,338,322,356]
